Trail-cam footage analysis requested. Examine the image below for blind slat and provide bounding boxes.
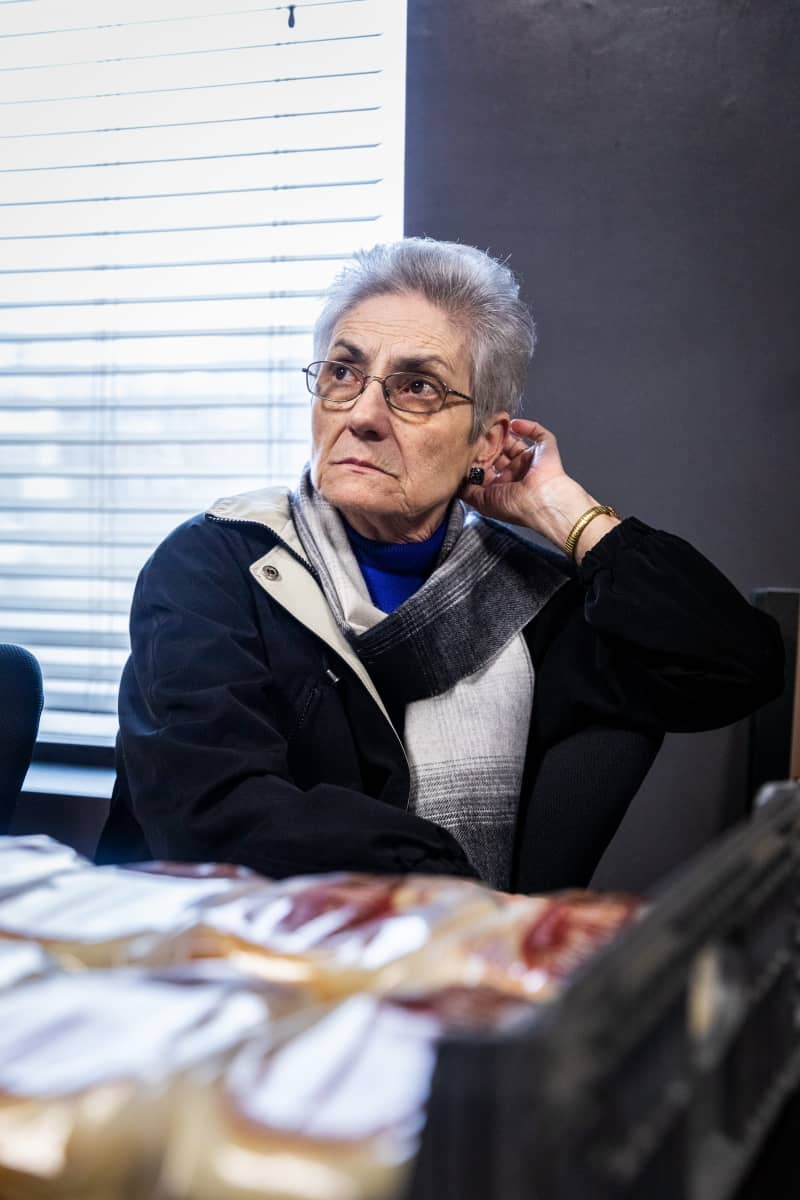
[0,220,374,249]
[0,400,309,409]
[0,2,370,42]
[0,32,382,77]
[0,253,353,272]
[0,178,380,210]
[0,69,381,112]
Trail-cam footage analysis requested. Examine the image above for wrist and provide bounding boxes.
[524,478,621,563]
[565,509,620,563]
[524,477,597,543]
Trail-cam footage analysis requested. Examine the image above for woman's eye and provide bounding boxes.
[406,376,437,395]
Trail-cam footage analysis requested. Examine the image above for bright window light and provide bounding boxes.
[0,0,407,745]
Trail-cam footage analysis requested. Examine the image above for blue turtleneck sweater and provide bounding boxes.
[343,518,447,612]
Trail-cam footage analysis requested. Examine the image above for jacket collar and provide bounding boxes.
[206,487,403,751]
[207,485,297,544]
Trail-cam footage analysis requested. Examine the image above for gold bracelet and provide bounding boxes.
[563,504,620,559]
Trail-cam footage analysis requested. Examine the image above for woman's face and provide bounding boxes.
[310,291,508,541]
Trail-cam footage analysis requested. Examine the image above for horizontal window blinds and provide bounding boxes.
[0,0,406,745]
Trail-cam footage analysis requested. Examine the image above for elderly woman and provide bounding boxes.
[97,239,783,892]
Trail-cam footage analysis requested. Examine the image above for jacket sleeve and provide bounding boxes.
[115,517,477,880]
[531,517,785,742]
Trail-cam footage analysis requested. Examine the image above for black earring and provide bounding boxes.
[467,466,485,485]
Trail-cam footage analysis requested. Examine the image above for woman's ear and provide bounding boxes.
[473,412,510,468]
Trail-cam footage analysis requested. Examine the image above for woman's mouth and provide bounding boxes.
[335,458,391,475]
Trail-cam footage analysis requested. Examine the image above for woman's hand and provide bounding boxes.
[461,418,620,562]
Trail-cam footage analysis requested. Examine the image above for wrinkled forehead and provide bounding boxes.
[327,292,470,381]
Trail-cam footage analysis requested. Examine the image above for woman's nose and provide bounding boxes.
[347,377,389,428]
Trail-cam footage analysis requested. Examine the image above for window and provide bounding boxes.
[0,0,407,746]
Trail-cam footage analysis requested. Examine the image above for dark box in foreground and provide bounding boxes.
[408,780,800,1200]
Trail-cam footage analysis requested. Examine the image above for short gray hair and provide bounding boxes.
[313,238,536,439]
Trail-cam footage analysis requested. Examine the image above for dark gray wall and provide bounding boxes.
[405,0,800,891]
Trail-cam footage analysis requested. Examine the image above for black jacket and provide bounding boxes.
[96,488,784,891]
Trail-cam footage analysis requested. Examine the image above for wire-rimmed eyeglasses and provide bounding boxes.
[302,360,474,416]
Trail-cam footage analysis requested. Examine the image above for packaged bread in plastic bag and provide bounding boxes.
[166,872,503,998]
[0,857,263,969]
[0,967,300,1200]
[0,835,87,899]
[386,890,642,1002]
[384,982,539,1033]
[158,992,442,1200]
[0,938,58,992]
[158,976,546,1200]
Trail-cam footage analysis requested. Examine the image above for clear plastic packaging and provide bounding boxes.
[0,835,87,899]
[0,938,58,991]
[167,872,504,998]
[0,862,262,969]
[158,994,440,1200]
[386,890,642,1002]
[0,968,298,1200]
[0,839,646,1200]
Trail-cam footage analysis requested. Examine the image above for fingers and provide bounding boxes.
[459,480,490,509]
[509,418,553,445]
[507,419,562,469]
[491,420,546,478]
[492,445,533,480]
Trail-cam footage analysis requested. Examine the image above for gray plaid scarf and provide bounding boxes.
[290,468,569,888]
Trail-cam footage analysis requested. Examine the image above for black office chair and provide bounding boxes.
[0,644,44,834]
